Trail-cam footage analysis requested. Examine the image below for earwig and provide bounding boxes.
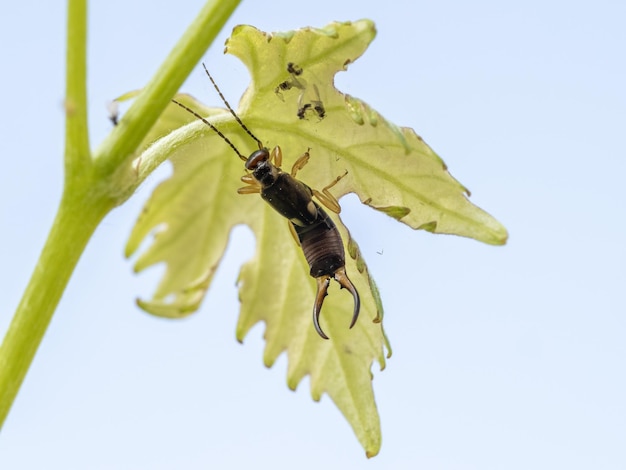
[171,64,360,339]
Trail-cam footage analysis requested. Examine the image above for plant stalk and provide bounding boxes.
[0,0,241,428]
[94,0,242,178]
[0,190,112,426]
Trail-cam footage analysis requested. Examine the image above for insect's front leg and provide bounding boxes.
[270,146,283,167]
[312,170,349,214]
[237,174,261,194]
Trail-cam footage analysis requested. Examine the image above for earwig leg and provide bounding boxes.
[290,149,311,177]
[240,174,255,184]
[270,146,283,167]
[322,170,348,192]
[288,221,301,246]
[333,267,361,329]
[237,185,261,194]
[313,276,332,340]
[312,170,348,214]
[238,174,262,194]
[312,189,340,213]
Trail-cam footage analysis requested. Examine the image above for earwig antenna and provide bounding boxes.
[201,63,264,150]
[171,98,248,162]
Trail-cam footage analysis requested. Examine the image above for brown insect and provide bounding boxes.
[171,64,359,339]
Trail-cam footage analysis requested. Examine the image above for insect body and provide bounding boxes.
[171,64,360,339]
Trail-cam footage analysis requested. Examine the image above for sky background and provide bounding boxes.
[1,1,625,469]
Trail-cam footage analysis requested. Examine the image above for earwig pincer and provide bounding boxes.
[171,64,360,339]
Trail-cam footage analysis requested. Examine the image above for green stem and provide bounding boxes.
[0,190,113,426]
[64,0,90,177]
[0,0,241,428]
[94,0,242,180]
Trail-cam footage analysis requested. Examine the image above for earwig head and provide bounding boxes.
[245,148,270,170]
[246,147,279,187]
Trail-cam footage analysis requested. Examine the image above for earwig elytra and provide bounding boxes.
[171,64,360,339]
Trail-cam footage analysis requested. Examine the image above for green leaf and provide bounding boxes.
[125,20,507,457]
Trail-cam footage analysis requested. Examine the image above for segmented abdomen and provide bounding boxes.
[294,206,345,278]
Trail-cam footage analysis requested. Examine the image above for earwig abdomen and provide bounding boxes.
[294,205,345,277]
[253,163,360,339]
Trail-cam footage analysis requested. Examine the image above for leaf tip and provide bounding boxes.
[286,377,298,391]
[135,297,194,319]
[492,225,509,245]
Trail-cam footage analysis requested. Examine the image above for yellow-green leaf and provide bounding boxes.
[125,19,506,457]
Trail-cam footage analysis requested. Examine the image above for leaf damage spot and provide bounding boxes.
[373,205,411,220]
[417,221,438,232]
[344,94,365,125]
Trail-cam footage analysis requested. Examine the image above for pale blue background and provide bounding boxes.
[1,1,625,469]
